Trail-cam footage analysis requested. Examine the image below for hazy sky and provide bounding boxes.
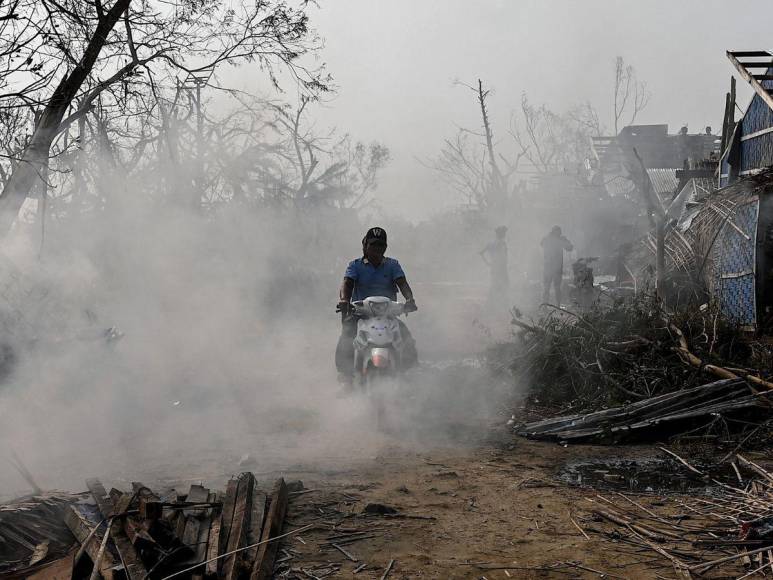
[261,1,771,217]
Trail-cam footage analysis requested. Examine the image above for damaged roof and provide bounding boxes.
[646,168,679,195]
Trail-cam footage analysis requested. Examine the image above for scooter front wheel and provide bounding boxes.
[365,368,392,431]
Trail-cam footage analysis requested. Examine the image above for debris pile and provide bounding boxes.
[584,450,773,578]
[1,472,414,580]
[518,377,771,443]
[492,296,773,444]
[65,473,293,580]
[0,491,80,578]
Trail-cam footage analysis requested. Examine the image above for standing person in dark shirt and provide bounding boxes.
[480,226,510,304]
[541,225,573,306]
[335,227,418,387]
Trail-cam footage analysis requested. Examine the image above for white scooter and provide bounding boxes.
[350,296,409,389]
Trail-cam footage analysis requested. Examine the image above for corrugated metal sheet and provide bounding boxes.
[676,178,718,232]
[647,168,678,195]
[603,174,636,197]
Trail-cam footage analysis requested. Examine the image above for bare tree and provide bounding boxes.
[0,107,32,189]
[511,94,557,173]
[511,94,594,174]
[0,0,328,235]
[0,0,132,234]
[474,80,506,211]
[36,77,389,228]
[613,56,650,134]
[568,101,603,138]
[428,130,488,208]
[339,139,391,209]
[429,79,526,213]
[265,98,390,209]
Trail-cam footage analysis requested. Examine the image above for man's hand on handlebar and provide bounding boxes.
[404,298,418,313]
[336,301,352,315]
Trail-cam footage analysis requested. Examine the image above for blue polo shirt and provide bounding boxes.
[345,257,406,301]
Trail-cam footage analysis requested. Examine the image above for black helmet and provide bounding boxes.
[362,226,387,246]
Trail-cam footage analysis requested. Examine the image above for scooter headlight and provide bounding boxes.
[369,301,389,316]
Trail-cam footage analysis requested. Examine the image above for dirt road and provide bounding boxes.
[250,431,712,580]
[3,291,753,579]
[11,364,756,579]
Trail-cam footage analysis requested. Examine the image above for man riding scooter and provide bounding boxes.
[335,227,418,388]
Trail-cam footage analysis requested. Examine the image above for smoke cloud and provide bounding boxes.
[0,169,511,498]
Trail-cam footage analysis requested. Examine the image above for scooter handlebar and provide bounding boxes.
[345,299,412,317]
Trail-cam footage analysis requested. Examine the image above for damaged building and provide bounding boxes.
[672,51,773,331]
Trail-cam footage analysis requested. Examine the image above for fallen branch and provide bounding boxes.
[380,558,395,580]
[658,447,706,478]
[670,324,773,391]
[593,508,673,542]
[690,544,773,574]
[568,512,589,540]
[736,454,773,485]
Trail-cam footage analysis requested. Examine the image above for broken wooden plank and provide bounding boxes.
[181,517,201,548]
[184,484,210,516]
[205,502,223,577]
[727,51,773,124]
[124,518,156,548]
[113,493,135,518]
[180,483,209,563]
[87,479,117,518]
[737,61,773,67]
[173,510,187,539]
[132,483,162,520]
[223,473,256,580]
[251,478,289,580]
[731,51,773,58]
[192,491,216,580]
[243,488,267,568]
[86,479,148,580]
[214,478,239,576]
[105,487,156,555]
[63,504,119,580]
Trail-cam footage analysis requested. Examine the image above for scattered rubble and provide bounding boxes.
[3,473,297,580]
[582,449,773,578]
[2,473,418,580]
[517,377,770,443]
[492,295,773,448]
[0,491,80,578]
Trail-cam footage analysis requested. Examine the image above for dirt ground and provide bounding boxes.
[5,291,759,579]
[16,377,762,580]
[245,430,745,580]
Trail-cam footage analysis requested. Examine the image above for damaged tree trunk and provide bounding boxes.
[0,0,131,237]
[476,79,506,218]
